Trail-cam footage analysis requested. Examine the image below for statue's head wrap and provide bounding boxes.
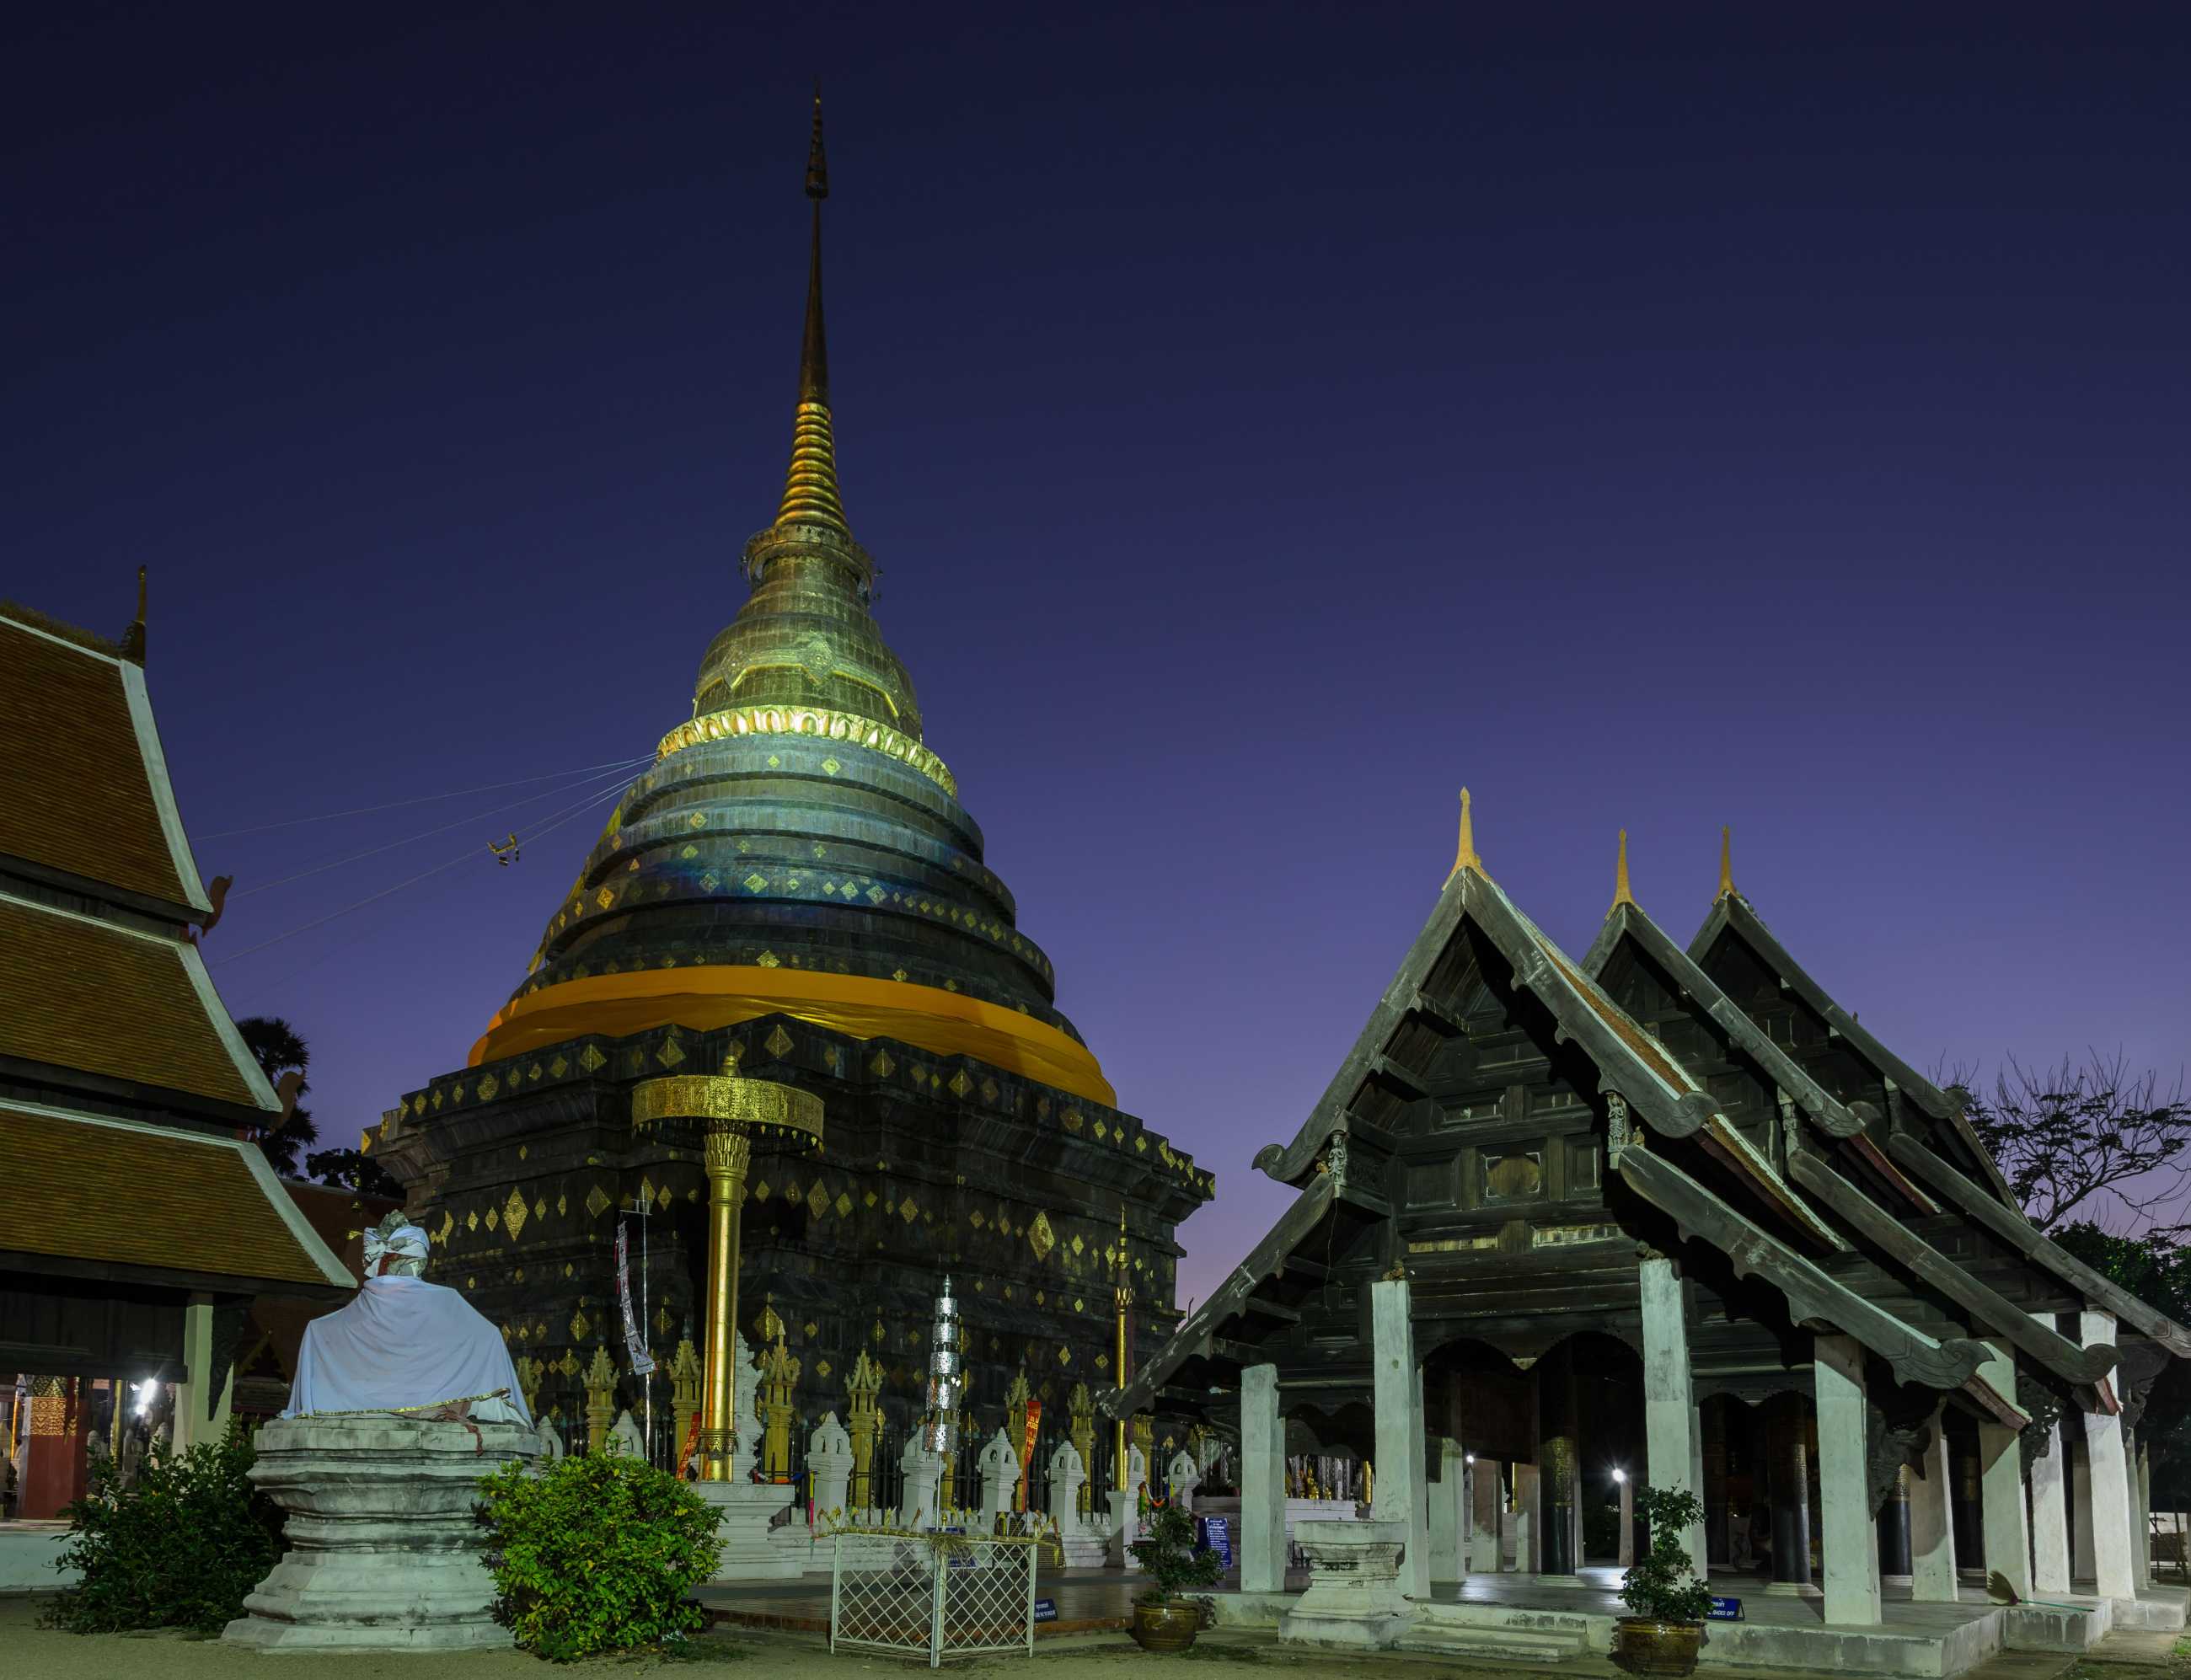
[363,1212,431,1277]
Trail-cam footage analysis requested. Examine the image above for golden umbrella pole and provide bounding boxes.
[1113,1206,1130,1494]
[630,1074,824,1485]
[699,1123,751,1481]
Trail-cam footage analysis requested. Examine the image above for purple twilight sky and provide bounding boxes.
[7,5,2188,1310]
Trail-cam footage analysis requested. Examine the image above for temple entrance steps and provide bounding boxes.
[1398,1601,1590,1663]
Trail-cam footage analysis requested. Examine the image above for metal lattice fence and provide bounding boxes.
[828,1529,1038,1667]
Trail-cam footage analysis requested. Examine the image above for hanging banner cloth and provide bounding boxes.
[285,1276,531,1426]
[617,1218,655,1376]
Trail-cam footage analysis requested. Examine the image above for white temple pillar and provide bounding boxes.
[2029,1317,2072,1594]
[2135,1431,2154,1591]
[1513,1462,1539,1574]
[1618,1470,1636,1566]
[1909,1410,1958,1602]
[2081,1311,2137,1599]
[1429,1437,1466,1580]
[2031,1423,2071,1591]
[1640,1252,1706,1576]
[1241,1363,1288,1593]
[2071,1441,2096,1582]
[1471,1459,1503,1571]
[1369,1277,1430,1598]
[172,1297,234,1453]
[1814,1335,1882,1626]
[1979,1340,2033,1602]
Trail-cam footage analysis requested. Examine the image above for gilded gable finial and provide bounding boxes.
[120,565,147,666]
[1449,788,1481,878]
[1611,827,1636,912]
[1717,825,1735,901]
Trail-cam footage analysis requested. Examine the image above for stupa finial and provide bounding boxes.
[1611,827,1636,912]
[774,84,849,534]
[1449,789,1481,878]
[1717,825,1736,901]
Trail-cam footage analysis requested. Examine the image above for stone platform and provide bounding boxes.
[1208,1565,2191,1677]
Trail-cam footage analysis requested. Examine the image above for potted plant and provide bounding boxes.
[1614,1485,1712,1677]
[1127,1501,1223,1652]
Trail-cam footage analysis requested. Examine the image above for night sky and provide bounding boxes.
[8,5,2188,1308]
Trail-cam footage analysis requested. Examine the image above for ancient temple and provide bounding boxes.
[1111,799,2183,1652]
[0,588,354,1518]
[371,100,1211,1453]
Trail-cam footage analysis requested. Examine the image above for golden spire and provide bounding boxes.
[1610,827,1636,912]
[1449,788,1481,878]
[1717,825,1736,901]
[774,85,849,536]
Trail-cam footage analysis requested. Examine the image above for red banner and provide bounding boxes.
[1018,1399,1042,1511]
[676,1414,702,1479]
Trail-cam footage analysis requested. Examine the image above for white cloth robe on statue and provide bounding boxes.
[284,1275,531,1426]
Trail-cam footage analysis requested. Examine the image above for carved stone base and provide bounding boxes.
[695,1481,805,1581]
[222,1415,537,1651]
[1279,1518,1411,1650]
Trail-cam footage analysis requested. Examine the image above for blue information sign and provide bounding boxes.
[1033,1597,1058,1624]
[1199,1516,1234,1570]
[1706,1597,1744,1621]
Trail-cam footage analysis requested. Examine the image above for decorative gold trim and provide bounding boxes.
[630,1075,825,1148]
[656,704,955,798]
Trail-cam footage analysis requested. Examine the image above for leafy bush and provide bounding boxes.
[1619,1485,1712,1624]
[476,1451,722,1662]
[1128,1501,1224,1606]
[43,1421,283,1636]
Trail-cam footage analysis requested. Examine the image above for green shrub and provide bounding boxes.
[1128,1501,1224,1606]
[1618,1485,1713,1624]
[476,1451,722,1662]
[43,1421,283,1636]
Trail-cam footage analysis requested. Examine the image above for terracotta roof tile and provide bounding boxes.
[0,616,190,907]
[1,1103,346,1292]
[0,896,258,1107]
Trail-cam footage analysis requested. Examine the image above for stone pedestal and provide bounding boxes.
[1278,1517,1411,1649]
[695,1481,804,1581]
[222,1414,537,1652]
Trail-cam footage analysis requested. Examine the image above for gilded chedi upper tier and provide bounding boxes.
[471,101,1112,1107]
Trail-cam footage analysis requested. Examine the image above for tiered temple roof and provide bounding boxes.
[1107,803,2183,1430]
[0,596,353,1388]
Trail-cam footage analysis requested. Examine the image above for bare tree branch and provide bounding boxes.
[1948,1051,2191,1233]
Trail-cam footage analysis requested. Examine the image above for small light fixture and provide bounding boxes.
[1464,1453,1475,1465]
[1611,1467,1626,1484]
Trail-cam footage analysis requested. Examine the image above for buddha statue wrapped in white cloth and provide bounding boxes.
[284,1212,531,1426]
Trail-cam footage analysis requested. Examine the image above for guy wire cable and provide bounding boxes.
[233,759,645,898]
[210,775,635,967]
[198,753,654,838]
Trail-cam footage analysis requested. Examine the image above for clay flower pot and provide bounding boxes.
[1615,1617,1703,1677]
[1130,1600,1202,1652]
